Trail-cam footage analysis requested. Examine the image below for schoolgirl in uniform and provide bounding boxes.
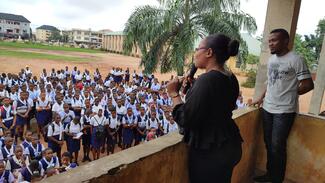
[71,93,83,117]
[47,114,64,159]
[121,108,137,149]
[59,152,77,173]
[0,136,15,161]
[36,92,51,138]
[13,91,30,141]
[0,160,15,183]
[147,111,162,136]
[65,116,82,163]
[116,99,126,148]
[135,107,148,145]
[39,148,60,176]
[90,108,107,160]
[20,130,32,150]
[0,97,16,137]
[80,109,92,162]
[25,134,44,161]
[5,146,29,177]
[107,108,118,155]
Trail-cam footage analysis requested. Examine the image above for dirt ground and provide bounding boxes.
[0,47,323,114]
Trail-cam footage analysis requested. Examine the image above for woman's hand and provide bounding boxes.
[167,77,183,96]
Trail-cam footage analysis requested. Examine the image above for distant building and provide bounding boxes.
[36,25,60,41]
[102,31,142,57]
[67,28,108,47]
[0,12,31,39]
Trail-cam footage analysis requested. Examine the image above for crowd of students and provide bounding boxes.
[0,66,179,182]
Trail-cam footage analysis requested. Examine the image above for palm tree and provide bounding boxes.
[123,0,257,75]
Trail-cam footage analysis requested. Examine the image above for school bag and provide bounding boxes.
[94,118,105,141]
[42,123,55,142]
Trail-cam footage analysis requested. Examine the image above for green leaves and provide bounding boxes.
[123,0,257,75]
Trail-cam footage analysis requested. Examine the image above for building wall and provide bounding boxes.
[256,113,325,183]
[36,29,51,41]
[0,19,30,36]
[102,34,142,57]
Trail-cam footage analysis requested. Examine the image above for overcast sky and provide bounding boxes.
[0,0,324,36]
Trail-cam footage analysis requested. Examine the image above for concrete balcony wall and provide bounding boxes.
[255,113,325,183]
[43,108,325,183]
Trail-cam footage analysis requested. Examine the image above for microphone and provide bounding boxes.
[182,64,197,94]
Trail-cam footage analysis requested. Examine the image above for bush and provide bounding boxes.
[241,69,256,88]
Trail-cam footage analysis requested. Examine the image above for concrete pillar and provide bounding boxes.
[108,36,112,51]
[253,0,301,100]
[309,37,325,115]
[120,36,124,53]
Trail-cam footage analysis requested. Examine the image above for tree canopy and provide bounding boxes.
[123,0,257,75]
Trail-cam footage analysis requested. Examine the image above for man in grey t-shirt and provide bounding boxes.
[253,29,314,183]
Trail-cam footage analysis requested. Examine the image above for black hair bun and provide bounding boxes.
[228,40,240,56]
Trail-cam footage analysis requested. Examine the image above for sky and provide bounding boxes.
[0,0,324,36]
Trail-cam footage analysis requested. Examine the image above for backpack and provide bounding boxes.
[43,123,55,142]
[67,123,82,133]
[94,118,105,141]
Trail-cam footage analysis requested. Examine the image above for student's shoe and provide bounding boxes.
[82,157,87,162]
[253,173,272,182]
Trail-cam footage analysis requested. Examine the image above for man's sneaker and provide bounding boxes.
[253,174,272,182]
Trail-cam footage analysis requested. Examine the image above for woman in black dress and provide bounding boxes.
[167,34,243,183]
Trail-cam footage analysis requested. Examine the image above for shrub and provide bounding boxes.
[241,69,256,88]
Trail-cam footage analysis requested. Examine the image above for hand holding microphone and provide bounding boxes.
[167,64,197,97]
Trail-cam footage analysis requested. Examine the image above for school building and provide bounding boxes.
[36,25,60,42]
[0,12,31,39]
[45,0,325,182]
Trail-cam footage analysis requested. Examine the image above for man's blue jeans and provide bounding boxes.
[262,108,296,183]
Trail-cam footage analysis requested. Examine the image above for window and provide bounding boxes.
[16,29,20,33]
[23,30,27,33]
[84,37,89,40]
[77,31,81,35]
[77,36,81,39]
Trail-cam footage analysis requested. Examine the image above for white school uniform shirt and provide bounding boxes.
[116,105,127,116]
[27,98,34,108]
[0,90,9,98]
[108,116,119,129]
[5,155,30,171]
[9,92,18,102]
[164,121,179,134]
[72,97,84,108]
[0,145,15,161]
[137,114,148,129]
[65,121,83,134]
[36,98,51,109]
[24,143,45,156]
[0,105,16,121]
[150,83,161,91]
[60,110,75,124]
[148,118,160,130]
[122,114,137,125]
[39,156,60,176]
[75,73,83,81]
[52,102,64,114]
[90,115,108,126]
[47,122,64,140]
[13,98,29,114]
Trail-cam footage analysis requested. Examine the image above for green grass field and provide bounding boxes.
[0,41,103,53]
[0,49,88,62]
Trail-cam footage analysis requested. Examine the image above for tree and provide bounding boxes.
[123,0,257,75]
[304,18,325,61]
[294,34,317,68]
[245,53,259,65]
[48,30,61,42]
